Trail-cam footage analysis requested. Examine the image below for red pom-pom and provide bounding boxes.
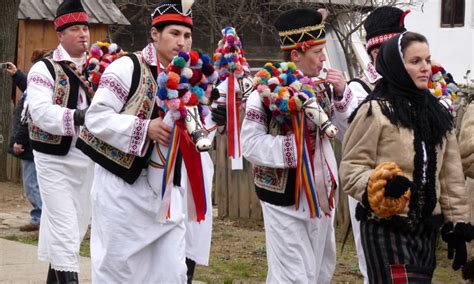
[169,65,181,75]
[268,83,277,92]
[167,72,180,89]
[99,62,107,73]
[91,73,101,85]
[271,66,280,77]
[189,51,199,65]
[431,65,442,74]
[288,97,297,111]
[188,93,199,105]
[189,69,202,85]
[102,54,113,63]
[167,79,178,89]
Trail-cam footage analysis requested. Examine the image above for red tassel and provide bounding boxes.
[400,9,411,26]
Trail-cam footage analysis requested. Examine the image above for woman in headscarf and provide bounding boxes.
[340,31,472,283]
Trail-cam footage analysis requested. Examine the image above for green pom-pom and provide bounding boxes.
[173,57,186,69]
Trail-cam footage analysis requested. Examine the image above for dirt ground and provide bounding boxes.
[0,181,464,283]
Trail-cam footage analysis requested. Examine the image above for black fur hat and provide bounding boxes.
[364,6,409,53]
[54,0,89,32]
[275,8,326,51]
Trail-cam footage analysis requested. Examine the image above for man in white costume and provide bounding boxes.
[241,8,351,283]
[26,0,94,282]
[80,0,219,282]
[339,7,411,283]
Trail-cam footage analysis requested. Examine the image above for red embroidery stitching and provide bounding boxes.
[129,119,147,155]
[245,108,266,125]
[366,33,399,50]
[144,44,155,66]
[283,135,296,168]
[334,88,353,113]
[63,109,74,136]
[98,75,129,103]
[365,63,381,83]
[28,74,54,89]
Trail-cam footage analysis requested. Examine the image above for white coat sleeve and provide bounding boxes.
[27,61,76,136]
[240,90,297,169]
[332,82,370,139]
[84,56,151,157]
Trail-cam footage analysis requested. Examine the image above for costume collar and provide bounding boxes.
[142,42,169,69]
[52,44,86,63]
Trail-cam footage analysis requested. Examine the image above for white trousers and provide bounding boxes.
[90,166,187,283]
[261,200,336,284]
[348,196,368,283]
[35,147,94,272]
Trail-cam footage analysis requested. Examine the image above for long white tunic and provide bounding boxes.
[27,44,94,273]
[86,43,214,282]
[241,81,351,283]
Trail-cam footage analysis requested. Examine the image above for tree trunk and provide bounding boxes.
[0,0,20,181]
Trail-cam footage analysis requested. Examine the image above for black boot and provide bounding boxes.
[186,257,196,284]
[55,270,79,284]
[46,264,58,284]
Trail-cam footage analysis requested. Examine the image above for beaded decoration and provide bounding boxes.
[213,26,250,82]
[85,41,127,90]
[254,62,321,125]
[156,50,218,121]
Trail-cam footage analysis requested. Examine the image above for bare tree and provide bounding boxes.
[0,0,20,181]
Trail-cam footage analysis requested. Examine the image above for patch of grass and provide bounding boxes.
[4,235,20,242]
[79,240,90,257]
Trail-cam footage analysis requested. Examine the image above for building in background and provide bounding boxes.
[404,0,473,84]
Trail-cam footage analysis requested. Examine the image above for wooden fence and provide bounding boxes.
[213,134,262,220]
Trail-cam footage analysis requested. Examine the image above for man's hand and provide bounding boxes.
[13,143,24,155]
[147,117,172,147]
[3,62,17,76]
[325,68,346,97]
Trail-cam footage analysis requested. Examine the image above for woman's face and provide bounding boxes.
[403,41,431,90]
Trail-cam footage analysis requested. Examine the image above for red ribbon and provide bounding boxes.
[227,74,236,158]
[176,121,207,222]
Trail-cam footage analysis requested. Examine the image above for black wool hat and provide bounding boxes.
[54,0,89,32]
[151,0,194,30]
[275,8,326,51]
[364,6,410,53]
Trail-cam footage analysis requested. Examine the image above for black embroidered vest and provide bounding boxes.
[253,106,297,206]
[29,58,80,156]
[76,53,158,184]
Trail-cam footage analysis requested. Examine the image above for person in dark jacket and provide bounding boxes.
[5,62,42,232]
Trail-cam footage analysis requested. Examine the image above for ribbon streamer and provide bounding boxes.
[160,122,207,222]
[292,113,320,218]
